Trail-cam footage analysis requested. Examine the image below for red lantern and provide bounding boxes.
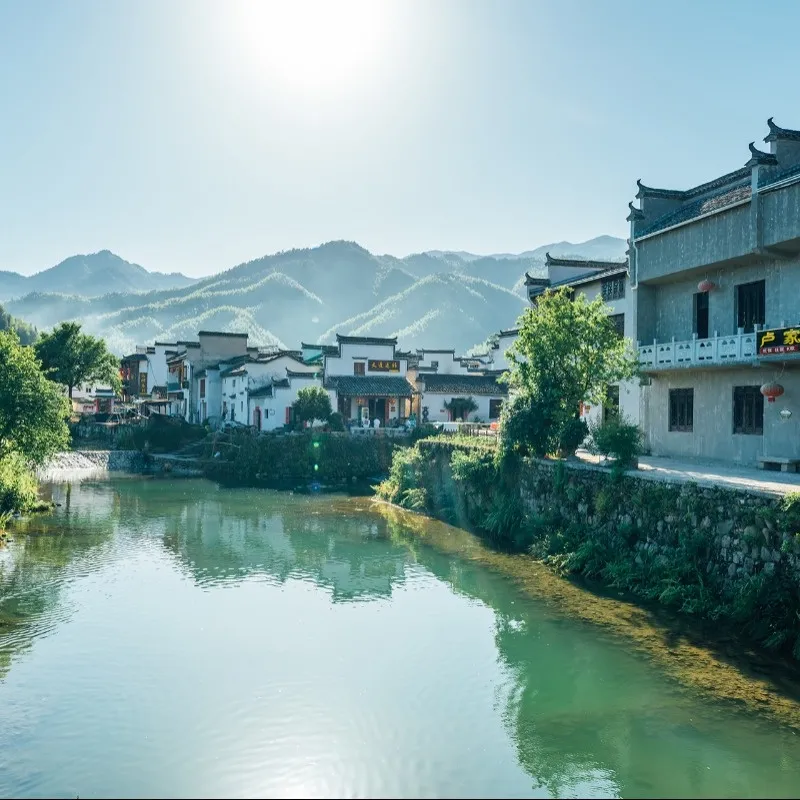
[760,382,785,403]
[697,279,716,293]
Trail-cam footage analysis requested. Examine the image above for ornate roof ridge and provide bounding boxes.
[544,252,625,270]
[627,202,644,222]
[746,141,778,167]
[635,179,684,200]
[635,168,751,203]
[764,117,800,143]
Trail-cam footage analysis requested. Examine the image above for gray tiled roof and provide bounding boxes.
[764,117,800,143]
[637,183,751,238]
[324,375,413,396]
[336,334,397,346]
[544,253,626,270]
[301,342,339,354]
[419,373,508,396]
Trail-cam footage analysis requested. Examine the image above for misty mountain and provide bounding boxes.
[0,250,196,302]
[5,236,625,355]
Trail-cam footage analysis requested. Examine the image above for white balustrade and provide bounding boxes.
[638,329,762,371]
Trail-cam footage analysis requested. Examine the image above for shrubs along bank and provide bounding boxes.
[204,429,403,489]
[376,438,800,662]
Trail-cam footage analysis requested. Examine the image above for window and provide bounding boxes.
[489,398,503,419]
[430,360,439,370]
[694,292,709,339]
[733,386,763,435]
[735,280,765,332]
[232,379,236,388]
[669,388,694,432]
[609,313,625,338]
[241,401,244,412]
[603,385,620,424]
[354,362,365,376]
[601,275,625,301]
[200,378,206,398]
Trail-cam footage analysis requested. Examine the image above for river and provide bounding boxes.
[1,475,799,798]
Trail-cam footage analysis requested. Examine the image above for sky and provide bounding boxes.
[2,0,800,278]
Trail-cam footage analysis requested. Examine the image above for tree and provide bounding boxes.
[0,304,37,346]
[502,288,639,457]
[0,330,71,465]
[291,386,333,427]
[443,396,478,421]
[35,322,120,399]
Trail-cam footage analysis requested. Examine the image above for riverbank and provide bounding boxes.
[203,429,402,489]
[372,499,800,731]
[376,438,800,664]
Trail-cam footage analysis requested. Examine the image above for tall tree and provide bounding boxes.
[291,386,333,427]
[35,322,120,399]
[503,288,639,457]
[0,330,71,465]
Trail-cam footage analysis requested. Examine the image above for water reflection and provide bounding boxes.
[1,478,800,799]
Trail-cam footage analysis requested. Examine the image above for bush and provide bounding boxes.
[588,416,643,469]
[409,423,441,443]
[292,386,333,427]
[558,416,588,456]
[327,412,346,432]
[0,452,38,514]
[498,392,559,459]
[132,416,206,453]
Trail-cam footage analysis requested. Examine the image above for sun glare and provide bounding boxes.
[229,0,392,94]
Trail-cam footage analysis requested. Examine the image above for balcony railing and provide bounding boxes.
[639,331,758,370]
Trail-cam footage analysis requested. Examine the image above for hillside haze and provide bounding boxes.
[6,236,626,355]
[0,250,196,302]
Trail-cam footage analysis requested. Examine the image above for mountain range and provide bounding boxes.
[0,250,195,301]
[3,236,626,355]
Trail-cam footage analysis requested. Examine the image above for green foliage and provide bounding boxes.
[0,330,71,466]
[588,415,643,469]
[35,322,120,399]
[131,416,206,454]
[558,416,589,455]
[0,452,38,514]
[497,391,561,459]
[291,386,333,427]
[0,304,37,346]
[501,287,638,457]
[327,412,346,432]
[209,431,398,488]
[408,423,441,443]
[443,396,478,421]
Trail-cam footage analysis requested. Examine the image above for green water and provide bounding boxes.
[1,477,799,799]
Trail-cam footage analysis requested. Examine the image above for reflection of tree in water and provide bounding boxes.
[159,489,411,602]
[0,480,119,680]
[383,513,800,799]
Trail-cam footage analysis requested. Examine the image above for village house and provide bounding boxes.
[524,252,638,427]
[166,331,250,423]
[119,341,177,415]
[490,328,520,373]
[631,118,800,469]
[319,335,414,427]
[409,349,507,423]
[249,369,330,431]
[217,350,320,429]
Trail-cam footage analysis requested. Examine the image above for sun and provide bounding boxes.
[228,0,392,95]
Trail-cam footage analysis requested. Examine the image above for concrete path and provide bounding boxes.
[575,450,800,498]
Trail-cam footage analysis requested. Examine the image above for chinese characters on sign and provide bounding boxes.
[758,327,800,356]
[368,359,400,372]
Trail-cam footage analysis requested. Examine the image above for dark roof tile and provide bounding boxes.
[324,375,413,396]
[418,373,508,396]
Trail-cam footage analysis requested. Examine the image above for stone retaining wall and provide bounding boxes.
[40,450,146,474]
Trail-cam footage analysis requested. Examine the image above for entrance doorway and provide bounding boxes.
[368,398,387,422]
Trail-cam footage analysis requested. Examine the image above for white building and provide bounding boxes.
[319,334,415,426]
[524,253,638,427]
[166,331,251,422]
[490,328,520,373]
[218,351,319,427]
[249,369,331,431]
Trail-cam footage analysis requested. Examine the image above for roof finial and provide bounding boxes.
[626,201,644,221]
[746,141,778,166]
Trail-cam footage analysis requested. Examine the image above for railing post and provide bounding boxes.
[712,332,719,362]
[691,332,698,363]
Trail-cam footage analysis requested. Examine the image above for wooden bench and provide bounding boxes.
[757,456,800,473]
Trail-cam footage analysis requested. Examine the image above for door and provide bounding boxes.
[253,406,261,431]
[694,292,709,339]
[375,398,386,422]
